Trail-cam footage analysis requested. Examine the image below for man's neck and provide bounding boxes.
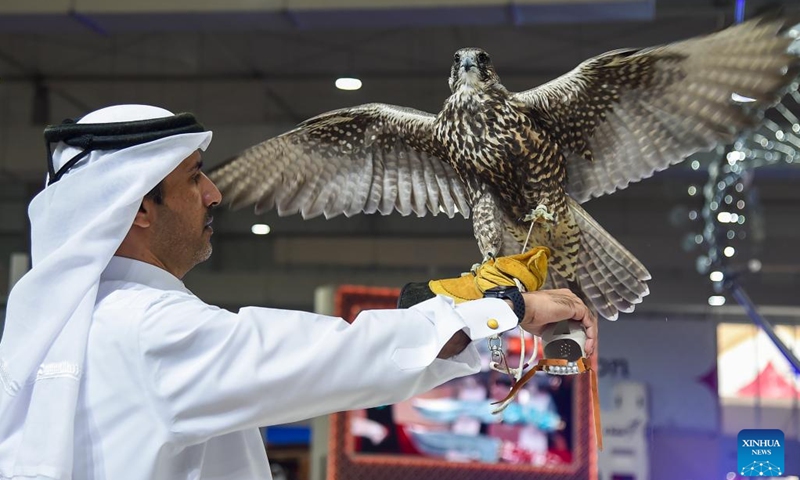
[113,248,184,279]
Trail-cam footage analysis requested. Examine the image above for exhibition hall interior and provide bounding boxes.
[1,0,799,479]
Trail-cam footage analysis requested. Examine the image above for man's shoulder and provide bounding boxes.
[95,279,197,317]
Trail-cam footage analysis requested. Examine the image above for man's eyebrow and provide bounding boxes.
[190,160,204,172]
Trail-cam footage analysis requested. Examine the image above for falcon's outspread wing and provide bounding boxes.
[513,13,799,203]
[209,103,470,219]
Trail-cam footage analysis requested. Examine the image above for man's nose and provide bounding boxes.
[201,173,222,207]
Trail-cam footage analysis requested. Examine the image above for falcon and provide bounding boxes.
[209,14,799,320]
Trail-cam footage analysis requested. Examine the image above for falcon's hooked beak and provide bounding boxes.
[462,58,476,72]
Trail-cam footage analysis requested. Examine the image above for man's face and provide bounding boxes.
[148,151,222,277]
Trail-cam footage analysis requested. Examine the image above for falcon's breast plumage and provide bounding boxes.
[210,14,799,320]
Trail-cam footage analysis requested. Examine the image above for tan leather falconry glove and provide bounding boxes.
[429,247,549,301]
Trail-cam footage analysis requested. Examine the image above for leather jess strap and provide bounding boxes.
[491,357,604,451]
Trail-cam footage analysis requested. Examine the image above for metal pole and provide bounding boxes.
[310,285,336,480]
[726,279,800,376]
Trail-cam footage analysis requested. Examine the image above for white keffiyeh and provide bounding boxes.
[0,105,213,479]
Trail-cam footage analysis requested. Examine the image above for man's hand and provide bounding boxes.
[512,289,597,356]
[437,289,596,360]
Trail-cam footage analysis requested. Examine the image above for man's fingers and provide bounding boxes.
[584,332,596,357]
[520,290,598,356]
[572,302,597,356]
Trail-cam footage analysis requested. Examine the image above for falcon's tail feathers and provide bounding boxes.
[568,198,651,321]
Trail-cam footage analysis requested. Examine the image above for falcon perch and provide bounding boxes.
[210,15,799,320]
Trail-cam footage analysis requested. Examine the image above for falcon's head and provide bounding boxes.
[448,48,500,93]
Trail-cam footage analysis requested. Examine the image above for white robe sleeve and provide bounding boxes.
[136,292,517,446]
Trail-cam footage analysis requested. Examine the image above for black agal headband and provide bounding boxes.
[43,112,205,186]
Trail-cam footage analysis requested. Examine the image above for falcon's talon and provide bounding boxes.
[470,253,496,274]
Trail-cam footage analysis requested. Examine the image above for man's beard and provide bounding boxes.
[152,206,213,273]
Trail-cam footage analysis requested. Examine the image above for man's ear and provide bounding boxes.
[133,199,156,228]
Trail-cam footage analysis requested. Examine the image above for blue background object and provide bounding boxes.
[263,426,311,446]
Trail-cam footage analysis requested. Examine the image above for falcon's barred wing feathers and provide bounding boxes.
[209,103,470,219]
[513,14,799,203]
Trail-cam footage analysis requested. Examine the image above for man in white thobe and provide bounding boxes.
[0,104,595,480]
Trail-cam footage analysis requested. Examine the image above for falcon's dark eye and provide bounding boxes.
[453,53,461,64]
[477,52,489,64]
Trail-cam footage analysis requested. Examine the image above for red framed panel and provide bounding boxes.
[328,284,597,480]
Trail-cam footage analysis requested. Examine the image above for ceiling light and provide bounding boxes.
[708,296,726,306]
[709,271,723,282]
[251,224,271,235]
[723,246,735,257]
[335,77,362,91]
